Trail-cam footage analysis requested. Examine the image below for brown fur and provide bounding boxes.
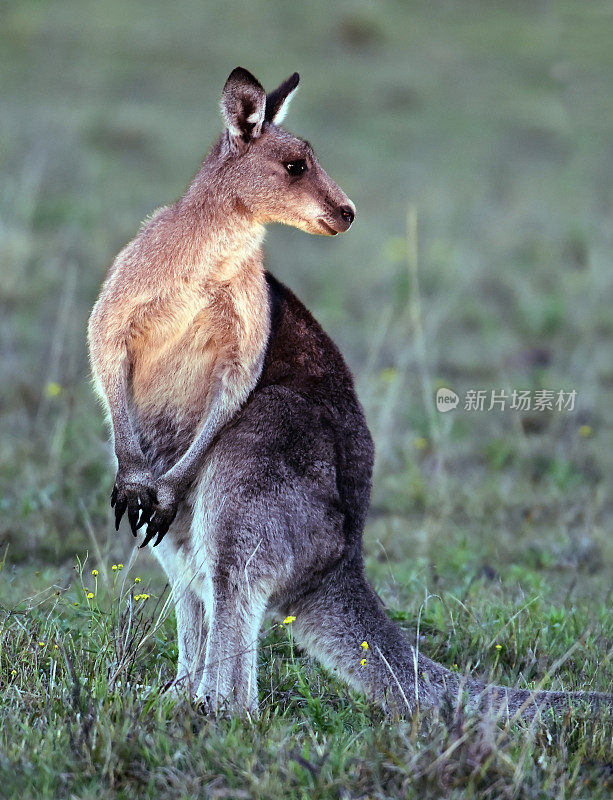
[88,74,353,538]
[88,68,611,723]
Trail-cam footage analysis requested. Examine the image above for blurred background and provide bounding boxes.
[1,0,612,608]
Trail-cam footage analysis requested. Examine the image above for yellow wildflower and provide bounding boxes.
[92,569,98,577]
[117,564,124,570]
[134,577,141,583]
[283,615,296,625]
[361,641,369,650]
[45,382,62,398]
[495,644,502,651]
[111,565,118,571]
[11,669,16,677]
[38,641,45,648]
[579,425,592,438]
[360,658,367,667]
[87,592,94,599]
[379,367,397,383]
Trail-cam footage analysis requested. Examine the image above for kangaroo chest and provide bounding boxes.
[128,267,270,453]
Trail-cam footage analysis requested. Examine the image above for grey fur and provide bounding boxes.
[89,68,612,723]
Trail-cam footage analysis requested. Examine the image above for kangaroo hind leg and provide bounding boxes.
[191,490,281,714]
[195,567,269,715]
[173,582,208,693]
[152,534,209,696]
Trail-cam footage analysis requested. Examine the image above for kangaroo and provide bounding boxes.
[88,67,611,720]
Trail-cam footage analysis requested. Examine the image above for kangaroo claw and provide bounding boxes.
[139,501,178,548]
[128,505,140,536]
[111,467,156,534]
[139,527,157,549]
[114,496,127,531]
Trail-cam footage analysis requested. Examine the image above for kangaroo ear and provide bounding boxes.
[265,72,300,125]
[221,67,267,150]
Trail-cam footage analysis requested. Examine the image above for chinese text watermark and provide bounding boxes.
[436,388,577,413]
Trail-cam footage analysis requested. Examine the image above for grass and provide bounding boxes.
[1,557,611,798]
[1,0,613,797]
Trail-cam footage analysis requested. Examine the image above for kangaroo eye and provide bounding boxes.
[284,160,307,177]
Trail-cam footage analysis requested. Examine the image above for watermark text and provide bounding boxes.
[436,388,576,413]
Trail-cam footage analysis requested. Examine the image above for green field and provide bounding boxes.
[1,1,612,797]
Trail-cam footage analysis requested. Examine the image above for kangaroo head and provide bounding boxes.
[219,67,355,236]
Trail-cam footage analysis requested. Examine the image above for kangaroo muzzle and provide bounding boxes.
[318,200,356,235]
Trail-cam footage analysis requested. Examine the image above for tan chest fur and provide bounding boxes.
[128,258,269,432]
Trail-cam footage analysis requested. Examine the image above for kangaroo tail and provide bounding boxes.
[289,558,612,722]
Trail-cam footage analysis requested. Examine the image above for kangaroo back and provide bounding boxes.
[251,275,612,723]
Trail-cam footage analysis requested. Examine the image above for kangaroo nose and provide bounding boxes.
[339,205,354,223]
[339,204,355,227]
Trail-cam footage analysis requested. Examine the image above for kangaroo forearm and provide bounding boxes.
[88,279,151,468]
[93,350,145,468]
[113,414,146,467]
[164,393,227,487]
[110,381,147,469]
